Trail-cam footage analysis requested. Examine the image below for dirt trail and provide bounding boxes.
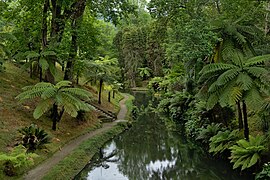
[24,94,130,180]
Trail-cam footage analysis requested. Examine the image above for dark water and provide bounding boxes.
[74,92,252,180]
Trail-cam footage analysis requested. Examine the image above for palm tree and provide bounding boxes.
[199,51,270,140]
[16,81,92,130]
[86,56,118,104]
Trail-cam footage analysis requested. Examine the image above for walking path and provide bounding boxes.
[24,94,130,180]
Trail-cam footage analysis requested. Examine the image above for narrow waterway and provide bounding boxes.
[74,92,252,180]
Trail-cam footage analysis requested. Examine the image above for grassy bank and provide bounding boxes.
[0,62,124,179]
[123,93,135,120]
[42,123,129,180]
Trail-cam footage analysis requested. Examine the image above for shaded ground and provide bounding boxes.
[24,94,130,180]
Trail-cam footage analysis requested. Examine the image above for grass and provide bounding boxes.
[123,93,135,120]
[0,62,125,179]
[42,123,129,180]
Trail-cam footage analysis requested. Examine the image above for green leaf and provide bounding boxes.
[39,58,49,72]
[33,99,53,119]
[248,153,259,168]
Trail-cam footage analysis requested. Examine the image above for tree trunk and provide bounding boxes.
[237,101,243,130]
[39,66,42,82]
[30,62,33,78]
[113,90,115,98]
[64,1,86,81]
[242,101,249,141]
[108,91,111,102]
[98,79,103,104]
[52,103,58,131]
[64,19,78,81]
[215,0,221,14]
[76,73,79,84]
[42,0,49,49]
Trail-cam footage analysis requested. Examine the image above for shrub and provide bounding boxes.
[256,162,270,180]
[209,130,240,155]
[196,123,223,144]
[18,124,50,151]
[0,145,38,176]
[230,135,267,171]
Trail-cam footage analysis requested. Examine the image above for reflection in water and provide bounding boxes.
[74,92,251,180]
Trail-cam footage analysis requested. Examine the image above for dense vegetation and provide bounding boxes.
[1,0,270,179]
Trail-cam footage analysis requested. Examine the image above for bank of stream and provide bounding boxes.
[74,92,252,180]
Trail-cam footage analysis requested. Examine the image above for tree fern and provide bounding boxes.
[236,73,253,91]
[33,99,53,119]
[215,68,240,87]
[16,81,92,130]
[244,54,270,66]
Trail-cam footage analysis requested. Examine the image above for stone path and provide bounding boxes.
[24,94,130,180]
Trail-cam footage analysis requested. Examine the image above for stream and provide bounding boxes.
[74,92,252,180]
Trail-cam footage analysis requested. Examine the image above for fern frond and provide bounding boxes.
[33,99,53,119]
[55,81,72,89]
[219,81,235,107]
[63,103,78,117]
[244,54,270,66]
[208,81,220,93]
[41,51,56,57]
[245,87,263,111]
[60,93,82,110]
[206,93,219,110]
[199,63,236,83]
[236,73,253,91]
[16,88,47,101]
[216,68,240,87]
[229,86,242,104]
[61,88,92,100]
[245,67,269,78]
[200,63,236,76]
[41,87,56,99]
[25,51,40,59]
[39,58,49,72]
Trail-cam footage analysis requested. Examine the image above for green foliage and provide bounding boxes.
[199,52,270,110]
[229,136,267,170]
[16,81,92,119]
[209,130,240,155]
[196,123,223,144]
[256,162,270,180]
[138,67,152,78]
[0,145,38,176]
[18,124,50,151]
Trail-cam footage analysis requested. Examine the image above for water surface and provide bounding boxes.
[75,92,252,180]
